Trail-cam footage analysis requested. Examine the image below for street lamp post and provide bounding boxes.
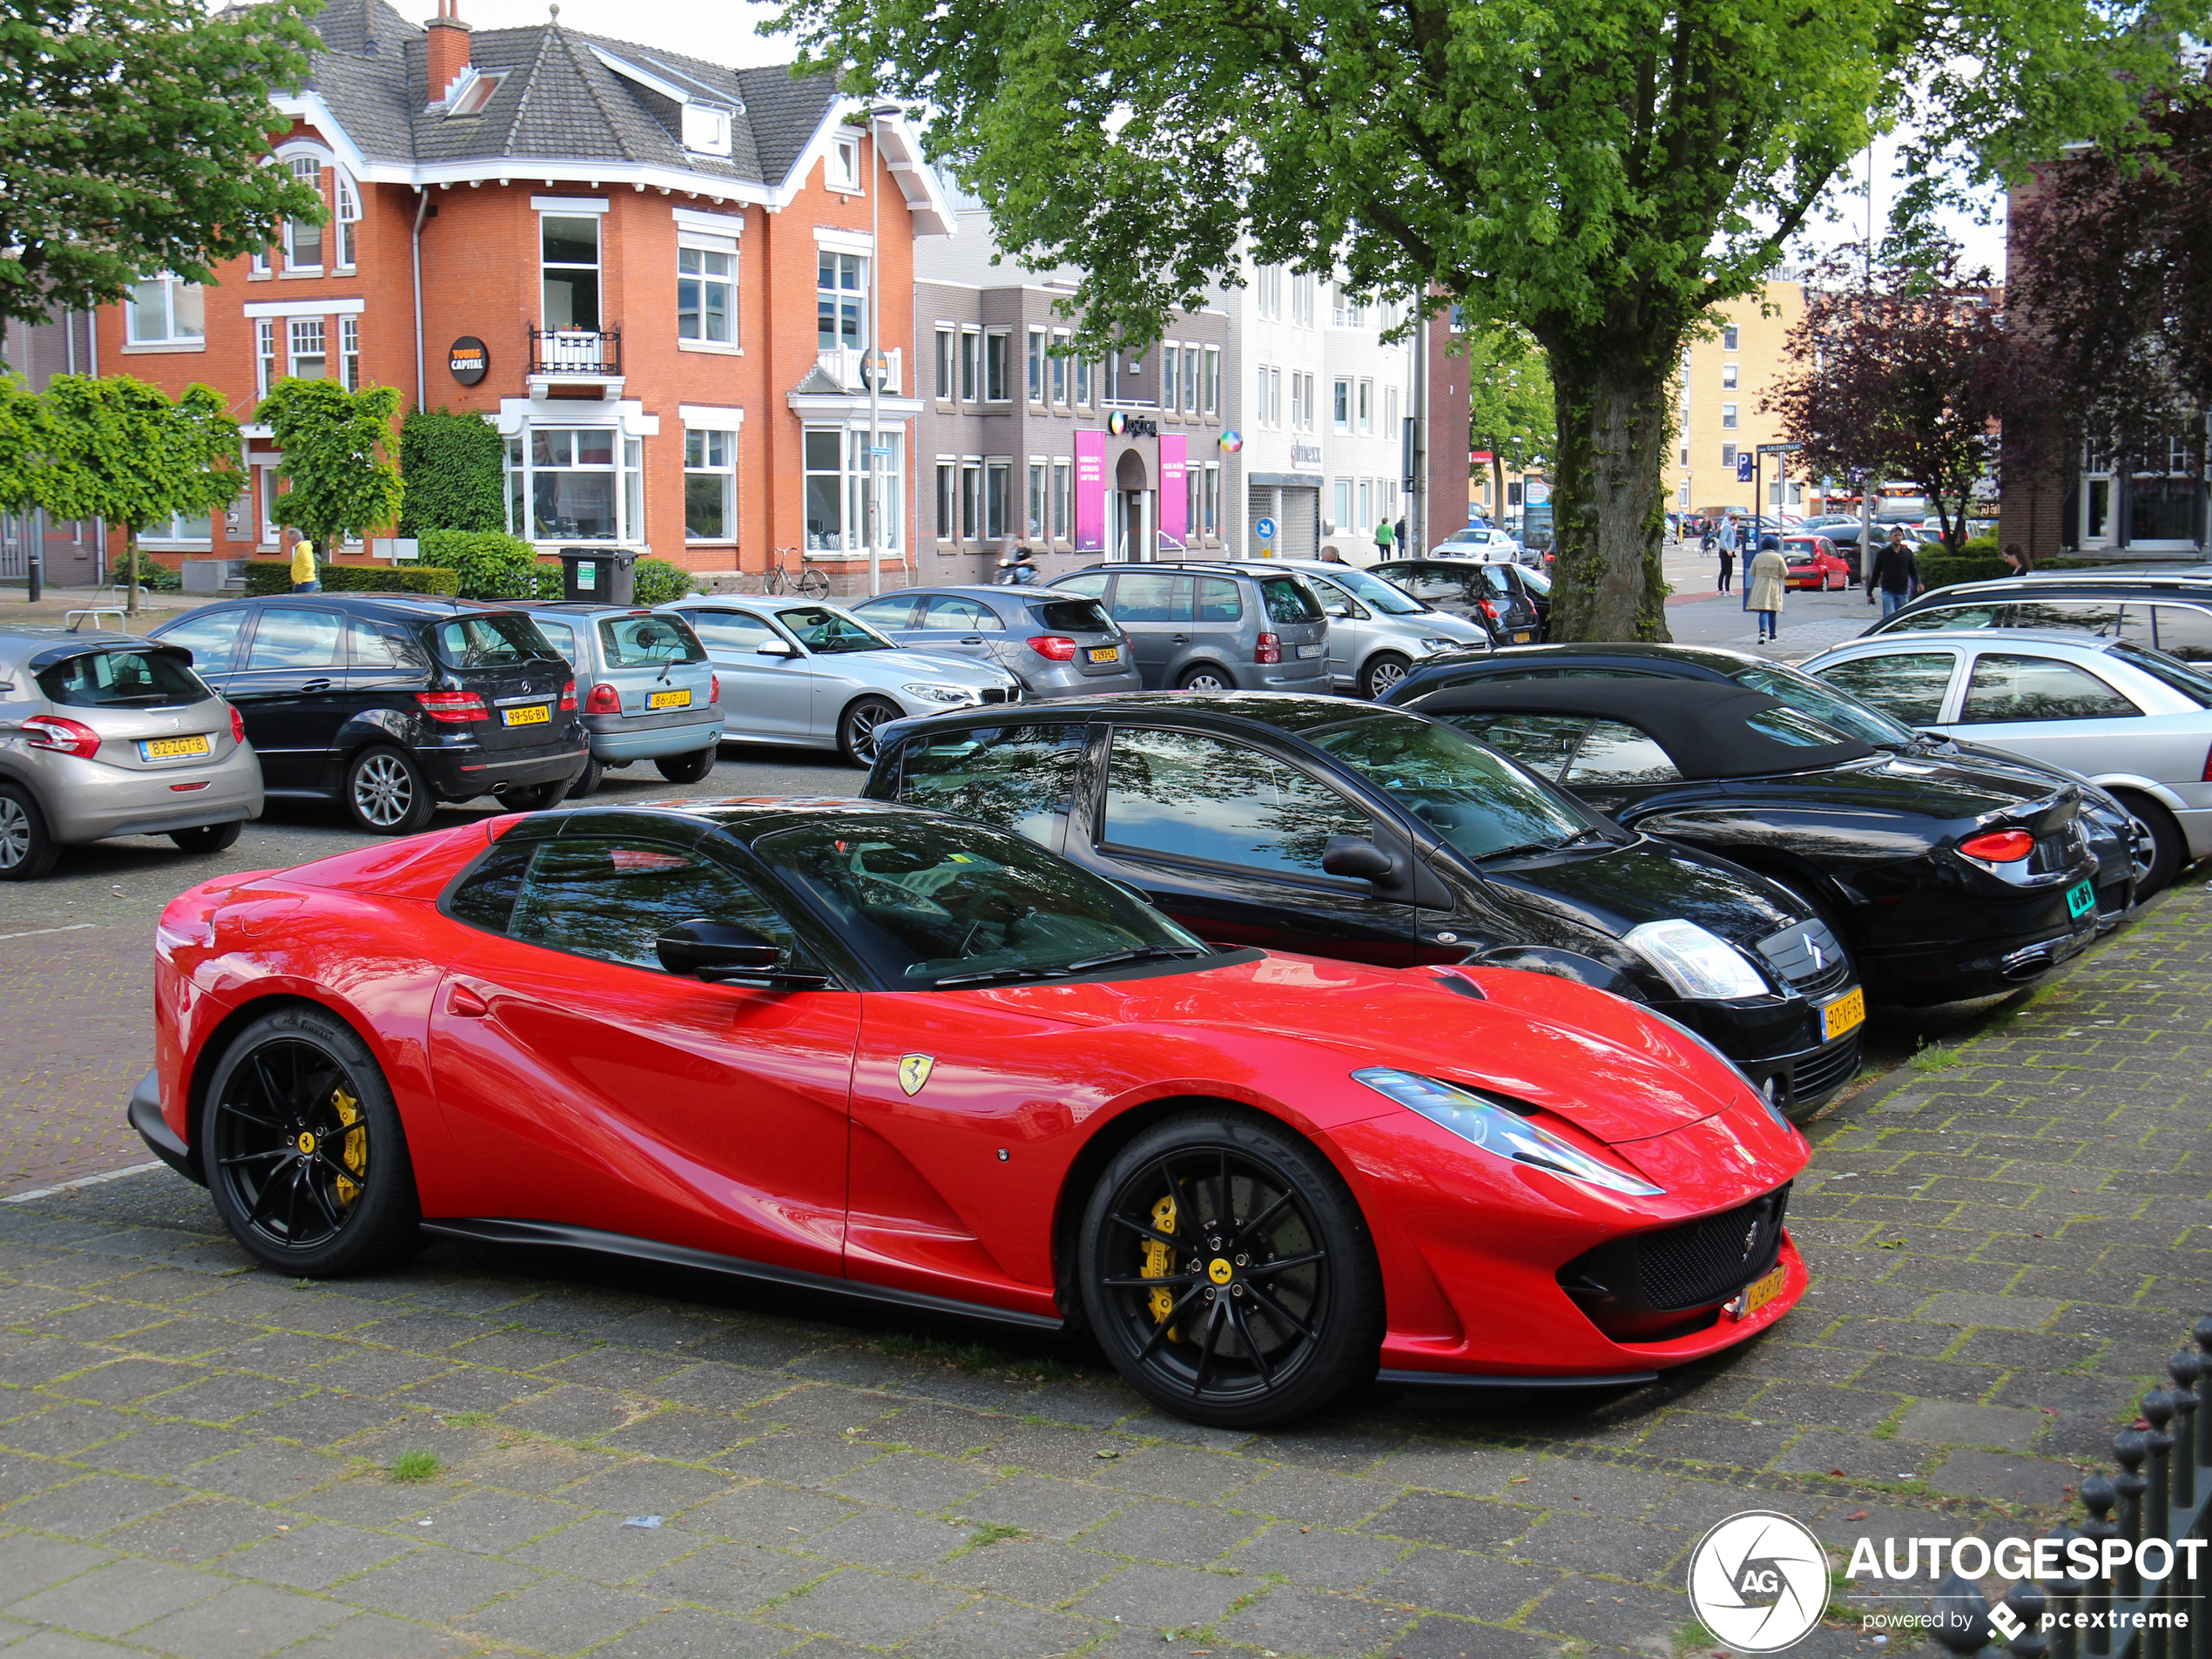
[863,102,904,599]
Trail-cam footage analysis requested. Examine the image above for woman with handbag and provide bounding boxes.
[1746,534,1788,644]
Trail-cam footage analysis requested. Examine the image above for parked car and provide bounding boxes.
[1863,575,2212,664]
[1377,641,2144,927]
[132,797,1809,1425]
[865,695,1866,1115]
[659,597,1022,766]
[1804,630,2212,892]
[1401,678,2103,1006]
[1370,559,1541,644]
[1049,563,1330,693]
[844,585,1144,699]
[1242,559,1489,698]
[1431,525,1525,563]
[148,597,582,836]
[0,627,263,880]
[504,604,723,797]
[1781,536,1852,590]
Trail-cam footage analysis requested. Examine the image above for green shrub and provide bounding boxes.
[242,562,461,597]
[532,565,564,600]
[631,557,694,607]
[125,552,183,591]
[419,529,540,598]
[1915,551,2011,594]
[398,409,505,536]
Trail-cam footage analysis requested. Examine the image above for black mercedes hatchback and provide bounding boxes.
[865,692,1868,1116]
[1404,679,2103,1007]
[149,596,586,835]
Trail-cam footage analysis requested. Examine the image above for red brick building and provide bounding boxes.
[101,0,951,582]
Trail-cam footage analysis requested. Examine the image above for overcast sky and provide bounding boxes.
[459,0,2007,276]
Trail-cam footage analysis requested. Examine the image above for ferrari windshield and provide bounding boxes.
[760,819,1210,988]
[1305,713,1598,861]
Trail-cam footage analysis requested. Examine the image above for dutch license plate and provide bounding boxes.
[1732,1263,1789,1321]
[1087,645,1121,664]
[1297,644,1325,658]
[647,689,692,710]
[502,704,551,727]
[1820,986,1867,1042]
[138,735,212,761]
[1512,631,1533,644]
[2067,879,2097,919]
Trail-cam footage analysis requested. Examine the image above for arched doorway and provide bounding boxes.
[1112,449,1152,561]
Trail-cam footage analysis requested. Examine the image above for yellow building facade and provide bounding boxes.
[1675,277,1818,521]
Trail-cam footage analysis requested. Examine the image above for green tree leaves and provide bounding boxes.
[257,378,406,568]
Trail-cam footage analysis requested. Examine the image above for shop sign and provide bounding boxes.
[1075,429,1105,552]
[1289,441,1323,472]
[1107,409,1159,438]
[448,337,489,385]
[1159,435,1188,546]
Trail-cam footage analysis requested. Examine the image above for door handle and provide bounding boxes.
[445,982,489,1018]
[960,636,985,644]
[1170,634,1190,644]
[299,678,333,692]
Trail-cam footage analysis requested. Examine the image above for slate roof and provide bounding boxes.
[297,0,840,192]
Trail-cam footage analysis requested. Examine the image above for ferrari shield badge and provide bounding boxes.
[898,1054,935,1096]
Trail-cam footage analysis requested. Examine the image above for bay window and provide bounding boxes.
[505,426,641,542]
[685,429,736,541]
[803,427,902,553]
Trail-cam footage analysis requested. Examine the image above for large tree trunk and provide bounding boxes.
[1546,341,1673,641]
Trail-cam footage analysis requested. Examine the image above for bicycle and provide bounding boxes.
[755,547,830,598]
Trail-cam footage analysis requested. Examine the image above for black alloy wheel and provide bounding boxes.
[1080,1109,1382,1427]
[345,745,435,836]
[0,785,60,880]
[655,745,717,784]
[170,820,243,855]
[838,696,904,766]
[205,1006,421,1275]
[1360,653,1412,701]
[1176,664,1233,692]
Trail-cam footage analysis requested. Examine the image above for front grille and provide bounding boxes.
[1756,919,1852,999]
[1788,1030,1863,1103]
[978,687,1015,705]
[1637,1185,1791,1312]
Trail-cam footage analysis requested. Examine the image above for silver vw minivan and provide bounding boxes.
[1049,563,1331,691]
[0,626,263,880]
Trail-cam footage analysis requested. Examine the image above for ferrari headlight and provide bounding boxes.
[901,683,977,705]
[1624,920,1768,1000]
[1352,1068,1663,1197]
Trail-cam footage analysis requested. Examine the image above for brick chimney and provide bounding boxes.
[425,0,471,104]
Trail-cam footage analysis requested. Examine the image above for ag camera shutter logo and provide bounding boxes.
[1687,1510,1830,1652]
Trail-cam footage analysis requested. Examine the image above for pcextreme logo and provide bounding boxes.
[1686,1511,1831,1652]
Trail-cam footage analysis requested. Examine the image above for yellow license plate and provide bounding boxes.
[140,735,212,760]
[1733,1262,1788,1321]
[502,704,551,727]
[1512,631,1532,644]
[1088,646,1122,664]
[1821,986,1867,1042]
[647,689,692,710]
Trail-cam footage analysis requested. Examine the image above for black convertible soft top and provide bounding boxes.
[1407,678,1876,780]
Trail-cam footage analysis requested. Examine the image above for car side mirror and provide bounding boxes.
[657,919,781,981]
[1324,603,1352,619]
[756,639,797,658]
[1322,836,1399,883]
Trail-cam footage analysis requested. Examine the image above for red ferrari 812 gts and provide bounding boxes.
[130,799,1809,1426]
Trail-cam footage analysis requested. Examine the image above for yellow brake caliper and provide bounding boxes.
[329,1089,366,1206]
[1143,1195,1179,1339]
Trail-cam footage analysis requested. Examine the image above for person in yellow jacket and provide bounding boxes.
[290,539,320,593]
[1744,534,1788,644]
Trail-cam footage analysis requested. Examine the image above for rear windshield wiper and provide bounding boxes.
[1062,945,1215,973]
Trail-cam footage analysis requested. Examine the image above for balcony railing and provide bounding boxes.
[529,327,622,376]
[816,345,902,395]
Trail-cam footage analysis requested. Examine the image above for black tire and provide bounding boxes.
[203,1004,422,1276]
[1176,664,1234,692]
[566,753,604,799]
[343,745,435,836]
[169,820,243,855]
[654,745,717,785]
[0,785,62,880]
[1078,1108,1384,1429]
[2113,790,2184,895]
[838,696,904,767]
[502,779,569,813]
[1359,652,1413,701]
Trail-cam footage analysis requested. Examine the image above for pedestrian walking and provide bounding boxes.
[1393,516,1407,556]
[2002,541,2033,576]
[289,539,320,594]
[1716,542,1734,592]
[1374,518,1395,563]
[1746,534,1787,643]
[1865,526,1921,618]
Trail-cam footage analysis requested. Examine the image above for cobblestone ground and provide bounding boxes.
[3,880,2209,1657]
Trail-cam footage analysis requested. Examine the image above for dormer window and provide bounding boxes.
[446,69,501,115]
[682,103,732,156]
[826,136,861,192]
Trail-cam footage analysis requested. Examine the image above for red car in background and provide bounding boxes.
[1781,536,1851,590]
[129,799,1809,1427]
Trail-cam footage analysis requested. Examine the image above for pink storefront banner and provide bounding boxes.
[1158,435,1187,550]
[1074,428,1105,552]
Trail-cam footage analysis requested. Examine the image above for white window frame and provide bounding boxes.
[826,135,863,192]
[1027,459,1047,539]
[340,316,360,389]
[1163,344,1182,413]
[1721,403,1738,429]
[984,458,1010,541]
[1203,346,1219,418]
[683,427,738,543]
[681,104,733,157]
[1332,378,1351,432]
[333,169,361,270]
[983,329,1010,402]
[678,231,738,347]
[288,316,327,381]
[803,425,901,554]
[255,320,278,396]
[1357,379,1372,435]
[542,211,603,333]
[934,327,954,401]
[1027,327,1047,402]
[505,422,644,546]
[960,328,981,402]
[1051,457,1071,541]
[125,276,205,347]
[934,459,957,541]
[1722,363,1739,390]
[283,157,325,274]
[961,459,981,542]
[816,249,865,353]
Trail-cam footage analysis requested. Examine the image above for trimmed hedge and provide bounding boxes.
[243,562,462,597]
[632,556,694,606]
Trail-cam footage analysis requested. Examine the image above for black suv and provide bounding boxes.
[149,596,585,835]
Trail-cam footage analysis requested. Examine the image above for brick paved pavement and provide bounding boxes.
[2,881,2207,1655]
[0,927,160,1194]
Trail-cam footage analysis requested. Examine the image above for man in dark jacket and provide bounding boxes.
[1865,528,1921,617]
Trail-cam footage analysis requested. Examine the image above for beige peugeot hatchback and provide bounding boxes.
[0,626,263,880]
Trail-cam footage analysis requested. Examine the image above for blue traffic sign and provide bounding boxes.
[1255,516,1277,540]
[1736,455,1757,482]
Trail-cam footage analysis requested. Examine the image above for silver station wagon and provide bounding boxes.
[506,603,723,796]
[0,626,263,880]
